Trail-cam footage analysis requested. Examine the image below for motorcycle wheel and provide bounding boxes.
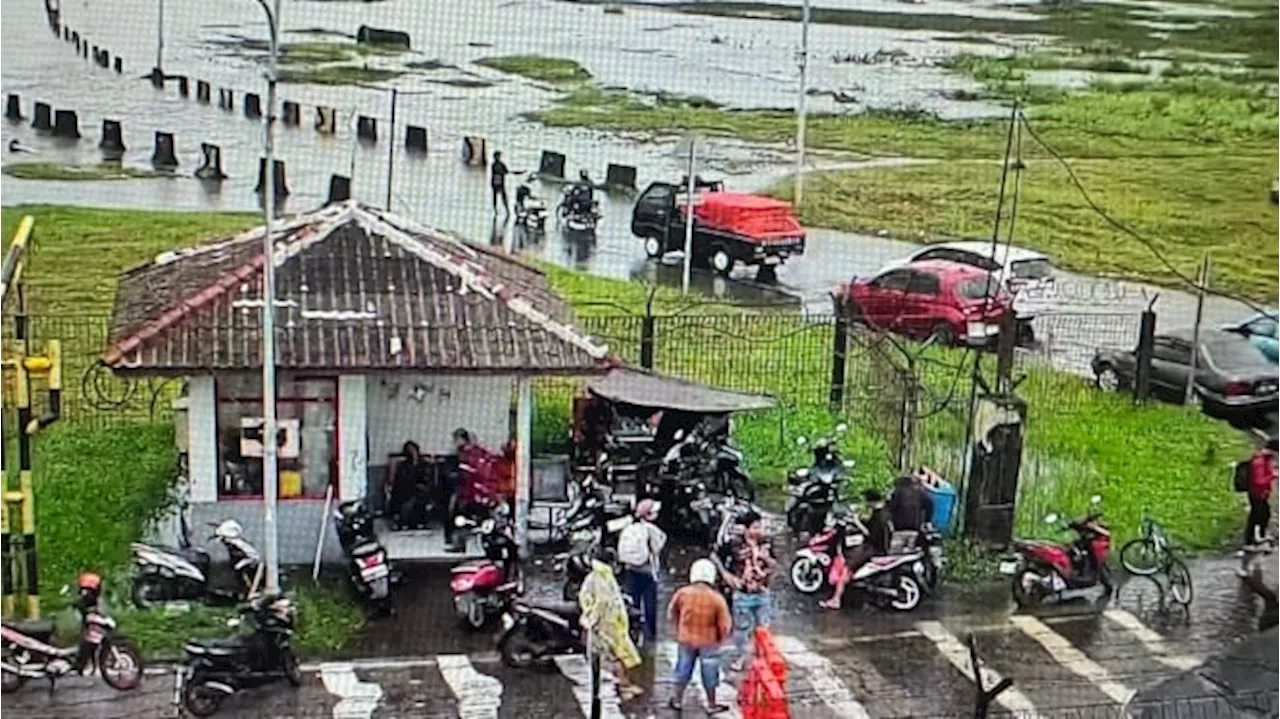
[131,579,163,609]
[0,668,23,694]
[889,575,922,612]
[183,680,226,717]
[282,648,302,687]
[456,593,487,631]
[498,621,539,669]
[1012,568,1050,608]
[790,557,825,595]
[97,638,143,691]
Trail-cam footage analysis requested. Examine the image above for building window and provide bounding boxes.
[216,374,337,499]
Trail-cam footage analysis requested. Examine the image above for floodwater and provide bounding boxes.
[0,0,1260,358]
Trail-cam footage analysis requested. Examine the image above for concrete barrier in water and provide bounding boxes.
[52,110,81,139]
[356,25,410,48]
[151,132,178,169]
[99,120,126,158]
[149,67,165,88]
[605,163,637,191]
[461,137,487,166]
[244,93,262,119]
[282,101,300,126]
[328,175,352,204]
[6,94,23,121]
[405,125,428,153]
[315,106,337,134]
[176,76,190,97]
[196,81,211,103]
[32,102,52,131]
[254,158,290,197]
[537,151,566,180]
[356,116,377,142]
[218,89,234,111]
[113,56,123,73]
[71,30,79,46]
[195,143,227,181]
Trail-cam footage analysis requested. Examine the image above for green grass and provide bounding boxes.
[278,41,406,66]
[766,153,1279,302]
[279,64,404,85]
[15,422,364,659]
[475,55,592,84]
[1,205,258,315]
[3,162,169,181]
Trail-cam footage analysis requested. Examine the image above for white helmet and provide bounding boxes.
[213,519,245,539]
[690,558,717,585]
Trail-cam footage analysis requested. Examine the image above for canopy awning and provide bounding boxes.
[586,367,777,414]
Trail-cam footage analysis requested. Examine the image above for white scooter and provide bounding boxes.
[515,179,548,233]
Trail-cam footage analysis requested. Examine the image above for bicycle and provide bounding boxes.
[1119,514,1193,605]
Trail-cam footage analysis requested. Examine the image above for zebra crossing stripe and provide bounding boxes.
[553,654,626,719]
[319,663,384,719]
[656,640,742,719]
[1103,609,1201,671]
[772,635,870,719]
[438,655,503,719]
[916,620,1044,719]
[1010,615,1136,705]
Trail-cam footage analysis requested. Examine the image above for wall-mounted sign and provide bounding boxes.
[240,418,300,459]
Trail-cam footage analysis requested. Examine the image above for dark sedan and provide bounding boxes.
[1092,328,1279,430]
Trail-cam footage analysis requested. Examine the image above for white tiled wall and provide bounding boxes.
[338,375,367,502]
[186,375,218,503]
[365,374,513,463]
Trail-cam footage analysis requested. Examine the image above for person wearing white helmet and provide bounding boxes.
[617,498,667,643]
[667,558,732,712]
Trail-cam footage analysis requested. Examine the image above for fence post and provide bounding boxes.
[829,294,849,412]
[995,313,1017,394]
[1134,305,1156,402]
[639,288,656,370]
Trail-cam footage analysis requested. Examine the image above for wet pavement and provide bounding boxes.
[5,553,1275,718]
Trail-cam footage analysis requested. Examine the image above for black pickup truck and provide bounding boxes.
[630,179,806,278]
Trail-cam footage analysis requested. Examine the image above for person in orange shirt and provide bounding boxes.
[667,559,733,713]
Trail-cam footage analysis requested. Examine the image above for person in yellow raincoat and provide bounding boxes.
[576,556,644,700]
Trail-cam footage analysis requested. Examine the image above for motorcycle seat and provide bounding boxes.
[525,598,581,618]
[451,560,491,573]
[3,619,54,643]
[143,544,212,567]
[185,636,254,657]
[350,542,383,558]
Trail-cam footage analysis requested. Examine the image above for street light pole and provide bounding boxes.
[681,140,697,295]
[385,88,398,209]
[255,0,283,594]
[794,0,811,208]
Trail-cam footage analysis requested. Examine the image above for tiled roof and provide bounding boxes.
[103,201,612,373]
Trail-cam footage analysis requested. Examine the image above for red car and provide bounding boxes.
[839,260,1014,346]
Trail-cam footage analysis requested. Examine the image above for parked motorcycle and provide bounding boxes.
[1,573,142,694]
[498,557,644,668]
[705,440,755,502]
[1001,495,1112,607]
[175,594,301,717]
[789,511,929,612]
[515,178,548,232]
[785,424,855,537]
[557,184,601,232]
[130,519,261,609]
[451,507,523,630]
[333,500,399,617]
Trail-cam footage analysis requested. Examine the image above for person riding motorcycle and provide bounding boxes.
[889,471,935,532]
[568,170,596,216]
[820,489,891,610]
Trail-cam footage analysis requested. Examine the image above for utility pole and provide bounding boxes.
[385,87,398,209]
[793,0,811,208]
[681,139,697,295]
[255,0,283,594]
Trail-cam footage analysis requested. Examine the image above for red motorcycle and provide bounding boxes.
[451,505,523,630]
[1002,496,1112,607]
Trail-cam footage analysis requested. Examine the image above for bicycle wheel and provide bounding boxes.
[1120,538,1162,576]
[1166,558,1193,605]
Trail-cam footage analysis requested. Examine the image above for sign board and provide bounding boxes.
[240,418,300,459]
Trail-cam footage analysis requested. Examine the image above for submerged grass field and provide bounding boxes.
[2,162,169,182]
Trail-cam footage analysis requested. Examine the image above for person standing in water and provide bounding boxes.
[491,151,511,216]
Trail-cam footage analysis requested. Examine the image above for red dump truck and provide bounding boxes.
[630,179,806,278]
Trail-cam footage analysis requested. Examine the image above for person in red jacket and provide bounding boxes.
[1245,438,1278,549]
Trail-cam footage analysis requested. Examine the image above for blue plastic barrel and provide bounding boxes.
[925,480,957,533]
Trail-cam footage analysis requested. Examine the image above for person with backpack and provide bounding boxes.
[617,499,667,643]
[1242,438,1278,550]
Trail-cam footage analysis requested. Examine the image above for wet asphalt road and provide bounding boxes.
[5,555,1275,719]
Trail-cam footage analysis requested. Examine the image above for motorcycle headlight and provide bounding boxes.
[794,468,810,479]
